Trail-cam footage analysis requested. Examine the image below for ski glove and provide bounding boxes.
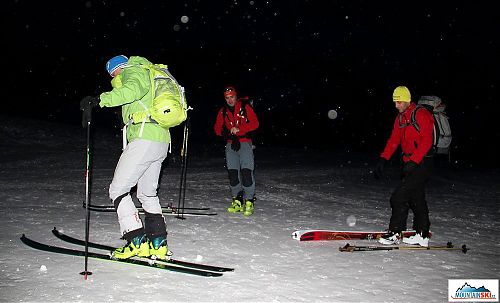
[79,96,100,128]
[402,160,419,176]
[230,136,241,151]
[374,158,387,179]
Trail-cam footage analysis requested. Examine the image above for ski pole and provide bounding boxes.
[176,118,190,220]
[339,242,468,253]
[80,120,93,278]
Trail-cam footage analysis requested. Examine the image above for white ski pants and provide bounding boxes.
[108,139,169,237]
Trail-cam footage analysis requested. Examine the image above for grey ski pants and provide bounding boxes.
[225,141,255,200]
[109,139,169,237]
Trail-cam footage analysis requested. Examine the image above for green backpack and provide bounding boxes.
[131,64,188,129]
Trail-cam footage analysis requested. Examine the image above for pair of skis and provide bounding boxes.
[292,229,468,253]
[21,228,234,277]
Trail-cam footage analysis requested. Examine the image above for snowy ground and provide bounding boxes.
[1,118,499,303]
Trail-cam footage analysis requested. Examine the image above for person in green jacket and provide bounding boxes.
[80,55,170,260]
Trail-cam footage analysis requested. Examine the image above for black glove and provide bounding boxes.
[403,160,419,176]
[230,136,241,151]
[79,96,100,128]
[374,158,387,179]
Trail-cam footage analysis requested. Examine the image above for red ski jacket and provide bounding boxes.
[214,100,259,143]
[380,102,434,164]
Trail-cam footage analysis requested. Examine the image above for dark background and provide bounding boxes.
[5,1,499,167]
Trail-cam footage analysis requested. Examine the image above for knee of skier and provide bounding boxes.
[389,191,406,206]
[228,169,240,186]
[241,168,253,187]
[109,182,127,201]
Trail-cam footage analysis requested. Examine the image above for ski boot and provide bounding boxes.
[243,199,254,217]
[378,231,402,245]
[112,234,150,259]
[227,196,244,213]
[403,232,430,247]
[149,236,170,260]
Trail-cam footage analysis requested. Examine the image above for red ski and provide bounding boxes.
[291,230,432,241]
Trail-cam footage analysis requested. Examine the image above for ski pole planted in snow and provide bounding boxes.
[176,117,190,220]
[80,120,93,278]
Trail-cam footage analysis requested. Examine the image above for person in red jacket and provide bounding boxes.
[214,86,259,216]
[374,86,434,247]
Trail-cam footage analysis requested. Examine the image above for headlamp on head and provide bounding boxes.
[224,86,237,97]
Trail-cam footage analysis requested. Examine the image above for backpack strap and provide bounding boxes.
[408,105,438,154]
[137,100,150,138]
[238,97,252,123]
[409,105,421,132]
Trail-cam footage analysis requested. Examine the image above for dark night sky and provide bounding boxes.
[5,1,499,166]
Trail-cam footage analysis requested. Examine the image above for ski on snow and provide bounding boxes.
[83,202,210,211]
[50,228,233,273]
[21,233,231,277]
[339,242,468,253]
[291,229,432,241]
[82,203,217,217]
[20,235,222,277]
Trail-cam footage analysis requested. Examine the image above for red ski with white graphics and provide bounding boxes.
[291,230,432,241]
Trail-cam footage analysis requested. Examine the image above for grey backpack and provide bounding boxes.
[417,96,452,155]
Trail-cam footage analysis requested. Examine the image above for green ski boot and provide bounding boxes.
[112,234,150,259]
[149,236,169,260]
[243,199,254,217]
[227,197,244,213]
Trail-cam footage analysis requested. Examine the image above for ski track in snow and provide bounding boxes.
[0,120,499,302]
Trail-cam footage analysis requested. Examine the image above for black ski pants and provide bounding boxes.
[388,157,433,237]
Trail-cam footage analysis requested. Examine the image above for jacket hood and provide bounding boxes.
[127,56,153,66]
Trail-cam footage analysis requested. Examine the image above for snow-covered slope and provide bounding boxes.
[0,117,498,302]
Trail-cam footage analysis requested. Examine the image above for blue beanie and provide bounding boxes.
[106,55,128,75]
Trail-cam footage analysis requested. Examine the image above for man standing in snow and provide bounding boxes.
[214,86,259,216]
[79,55,170,260]
[374,86,434,247]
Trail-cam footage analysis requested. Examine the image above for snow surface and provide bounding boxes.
[0,117,499,303]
